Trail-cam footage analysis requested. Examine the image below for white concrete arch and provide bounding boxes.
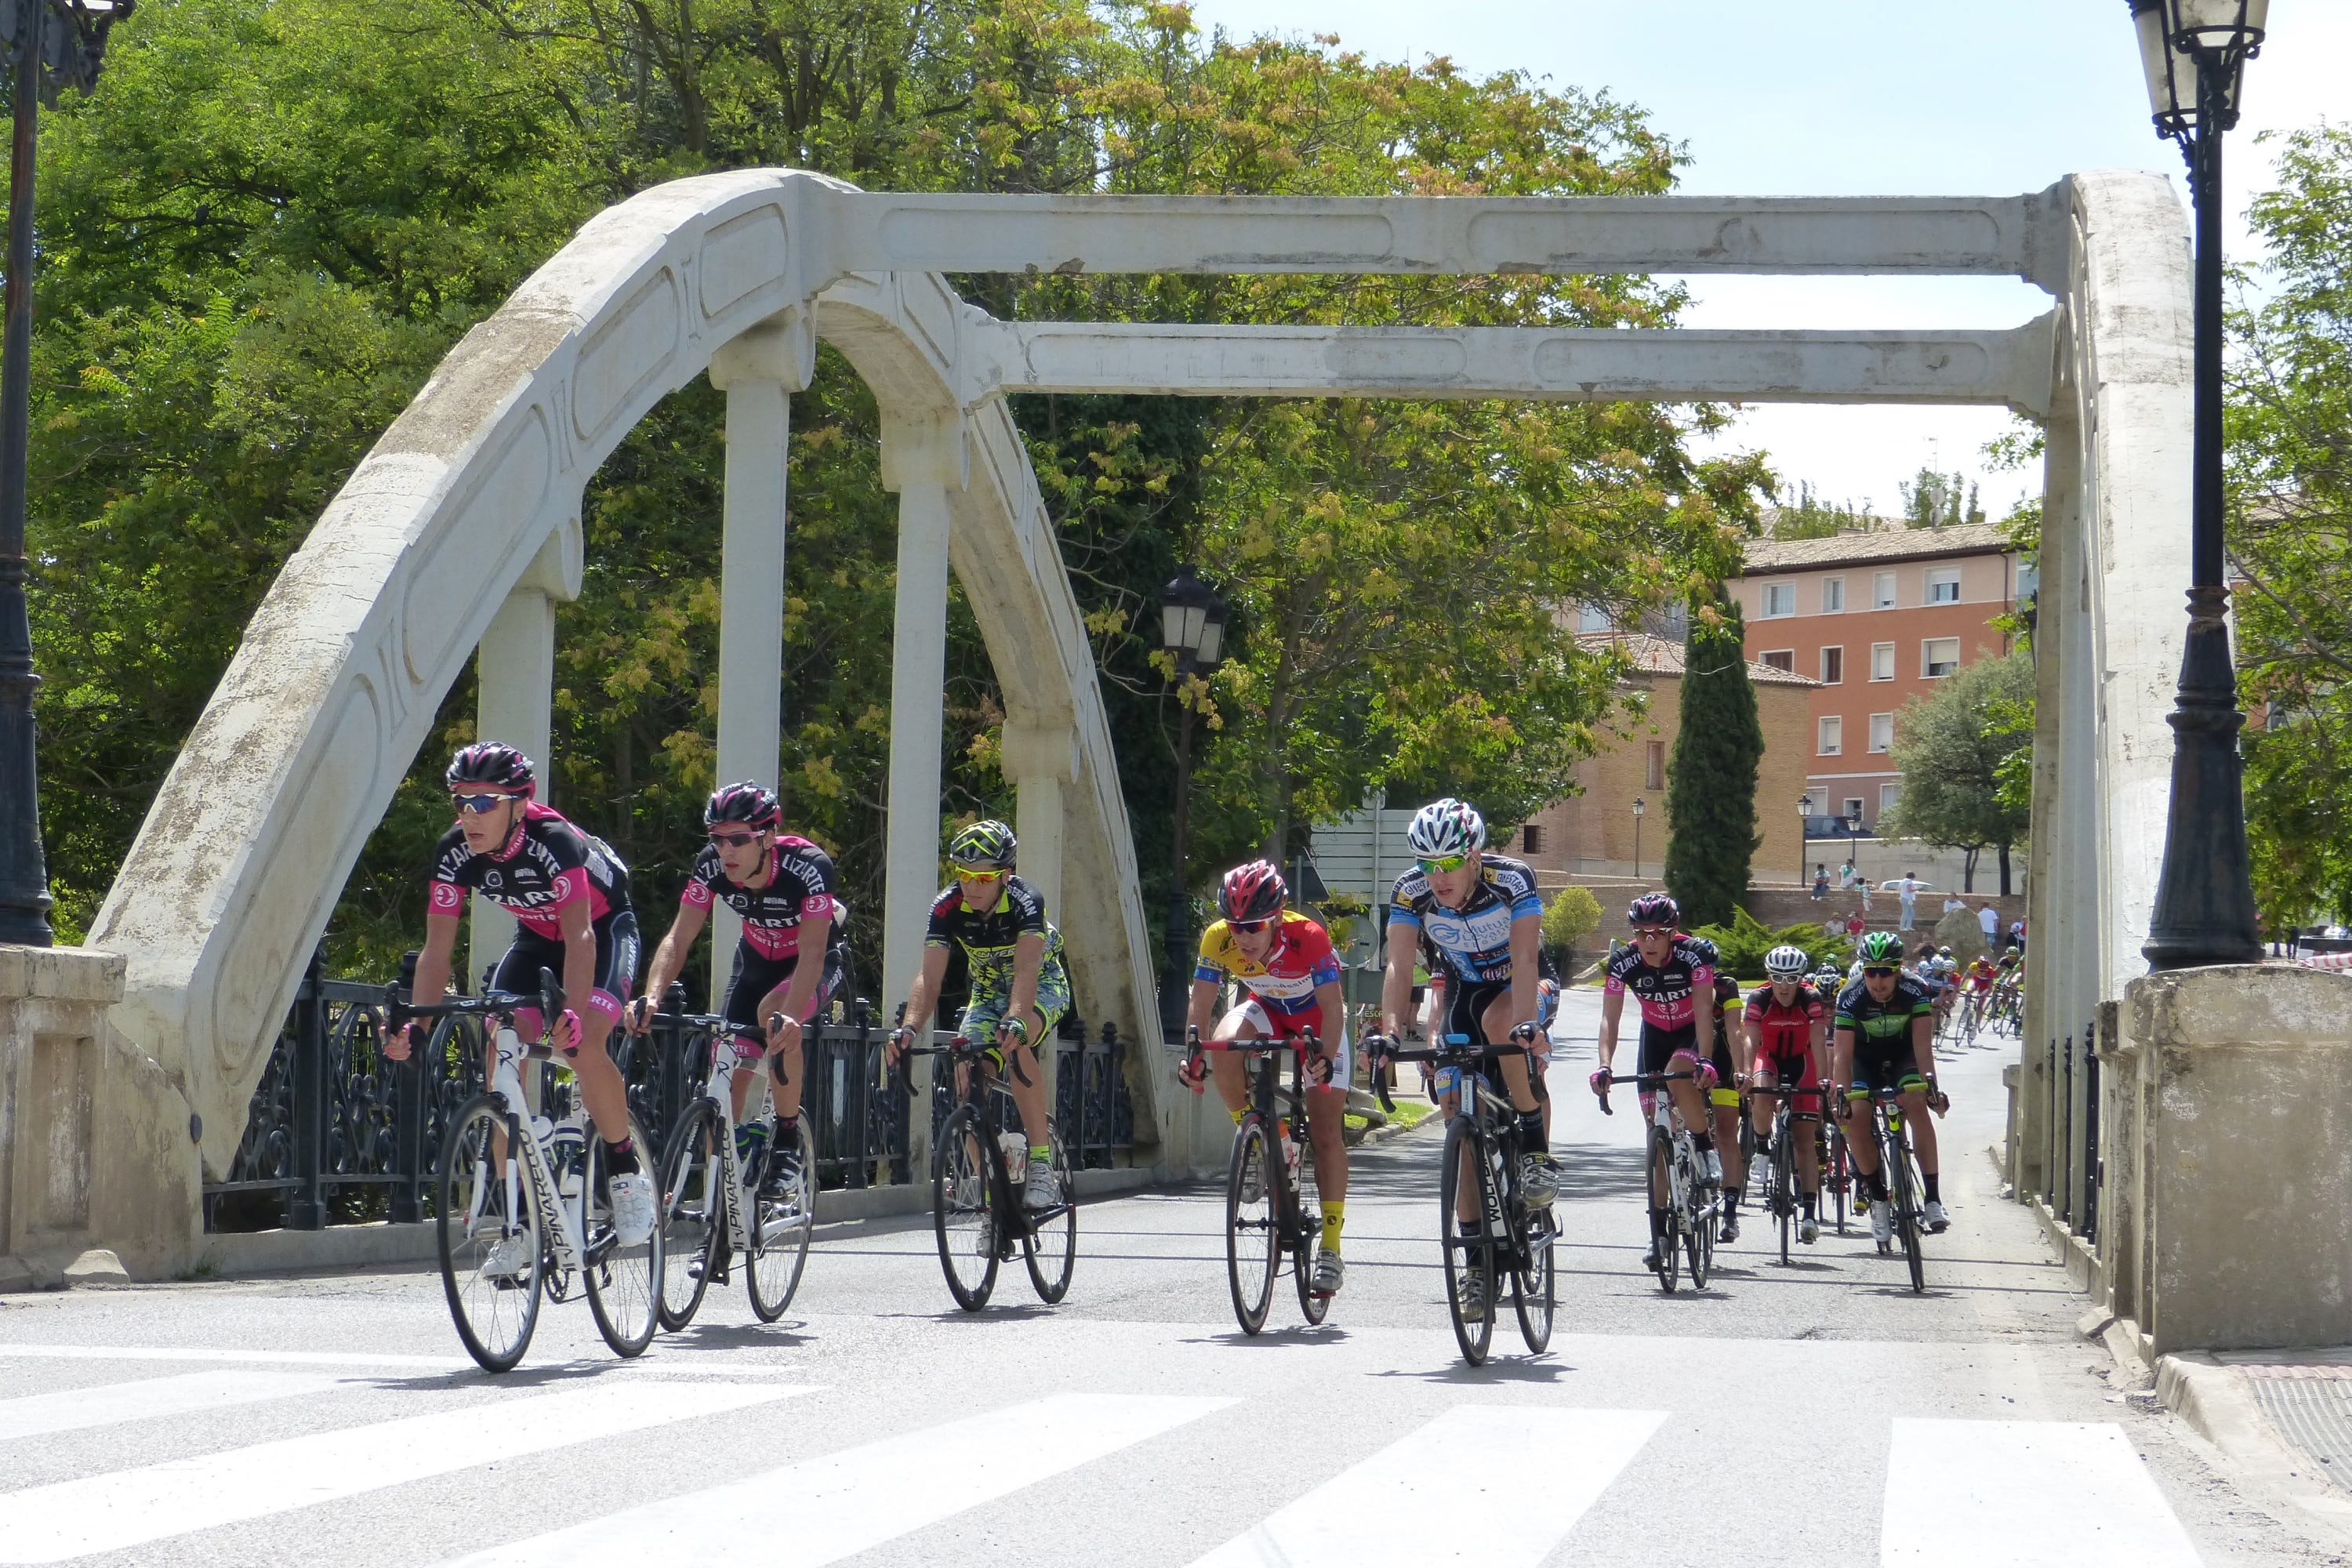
[86,170,1166,1176]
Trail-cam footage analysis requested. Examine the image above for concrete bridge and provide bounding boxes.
[6,169,2325,1347]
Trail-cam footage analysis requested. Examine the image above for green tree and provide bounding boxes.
[1541,884,1602,960]
[1895,466,1985,530]
[1769,481,1867,540]
[2226,124,2352,931]
[1663,590,1762,927]
[1878,649,2033,893]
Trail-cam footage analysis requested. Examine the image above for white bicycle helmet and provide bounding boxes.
[1406,797,1486,858]
[1764,944,1812,979]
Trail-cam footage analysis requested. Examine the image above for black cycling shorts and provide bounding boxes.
[1443,978,1512,1047]
[489,908,641,1029]
[1639,1020,1699,1077]
[1849,1033,1926,1095]
[722,942,848,1040]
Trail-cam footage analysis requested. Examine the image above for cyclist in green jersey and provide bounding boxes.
[1832,931,1951,1241]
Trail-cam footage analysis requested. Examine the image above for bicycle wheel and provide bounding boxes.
[583,1110,662,1357]
[1773,1118,1795,1267]
[1024,1125,1078,1305]
[1648,1128,1679,1294]
[1439,1116,1497,1364]
[1512,1203,1555,1352]
[1825,1123,1850,1234]
[933,1104,1000,1311]
[746,1116,816,1322]
[1225,1116,1279,1334]
[1293,1133,1330,1327]
[436,1094,542,1374]
[1684,1146,1713,1291]
[1888,1128,1925,1294]
[655,1099,723,1331]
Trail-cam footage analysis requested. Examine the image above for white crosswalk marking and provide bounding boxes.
[0,1378,808,1564]
[1186,1405,1666,1567]
[0,1342,466,1370]
[428,1392,1233,1567]
[1883,1418,2203,1566]
[0,1369,354,1443]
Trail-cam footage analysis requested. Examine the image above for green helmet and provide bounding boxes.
[947,818,1018,871]
[1858,931,1904,965]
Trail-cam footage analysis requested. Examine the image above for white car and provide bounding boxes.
[1869,879,1944,895]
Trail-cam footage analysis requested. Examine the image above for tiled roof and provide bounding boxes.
[1577,630,1820,688]
[1742,520,2015,574]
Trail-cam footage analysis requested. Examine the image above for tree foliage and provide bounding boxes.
[1541,884,1602,956]
[1877,649,2032,894]
[1686,906,1835,978]
[1895,466,1984,530]
[2227,125,2352,929]
[1662,589,1762,927]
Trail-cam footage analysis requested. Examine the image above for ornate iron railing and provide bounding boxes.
[205,956,1134,1231]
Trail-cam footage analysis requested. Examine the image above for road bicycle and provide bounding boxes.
[1178,1026,1332,1335]
[897,1030,1076,1312]
[1748,1067,1821,1266]
[652,1007,816,1330]
[1820,1115,1852,1235]
[1853,1083,1928,1294]
[390,968,662,1373]
[1597,1067,1715,1294]
[1370,1034,1553,1367]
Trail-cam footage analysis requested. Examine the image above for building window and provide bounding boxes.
[1873,571,1897,609]
[1868,713,1894,753]
[1844,797,1866,825]
[1821,576,1845,613]
[1922,637,1961,677]
[1925,567,1962,604]
[1645,741,1664,789]
[1820,645,1843,684]
[1521,823,1544,854]
[1760,649,1795,672]
[1577,603,1611,633]
[1879,782,1902,815]
[1762,582,1795,619]
[1818,716,1842,756]
[1871,642,1896,681]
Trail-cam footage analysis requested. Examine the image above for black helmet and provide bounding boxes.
[446,742,535,797]
[705,781,781,831]
[947,819,1018,871]
[1628,892,1680,928]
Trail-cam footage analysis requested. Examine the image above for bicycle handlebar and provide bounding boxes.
[387,965,566,1045]
[1589,1067,1697,1117]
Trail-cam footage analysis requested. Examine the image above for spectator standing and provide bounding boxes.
[1898,871,1919,932]
[1978,902,1999,945]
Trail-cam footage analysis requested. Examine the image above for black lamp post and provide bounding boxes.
[0,0,130,948]
[1157,568,1227,1036]
[1799,792,1813,885]
[1632,795,1644,884]
[2130,0,2267,970]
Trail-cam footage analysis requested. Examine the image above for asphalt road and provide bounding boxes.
[0,986,2339,1566]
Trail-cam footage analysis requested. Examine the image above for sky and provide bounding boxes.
[1175,0,2352,519]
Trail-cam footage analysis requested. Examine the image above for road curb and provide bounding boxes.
[2155,1352,2352,1543]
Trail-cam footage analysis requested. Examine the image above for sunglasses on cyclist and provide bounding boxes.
[1417,853,1471,876]
[1632,924,1673,940]
[452,793,514,815]
[1230,916,1276,935]
[953,864,1006,881]
[1863,965,1898,978]
[709,830,764,849]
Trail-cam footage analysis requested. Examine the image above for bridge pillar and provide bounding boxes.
[471,585,554,988]
[1000,718,1076,921]
[706,323,811,985]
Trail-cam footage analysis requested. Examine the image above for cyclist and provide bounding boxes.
[1181,860,1350,1295]
[627,782,847,1196]
[1833,931,1951,1240]
[1370,799,1555,1317]
[1744,944,1828,1244]
[386,742,654,1262]
[884,820,1069,1210]
[1590,893,1719,1273]
[1696,938,1748,1244]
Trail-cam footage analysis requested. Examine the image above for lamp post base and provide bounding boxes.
[2143,587,2263,971]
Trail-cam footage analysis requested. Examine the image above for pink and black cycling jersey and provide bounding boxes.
[679,834,845,962]
[428,803,626,938]
[1603,936,1717,1032]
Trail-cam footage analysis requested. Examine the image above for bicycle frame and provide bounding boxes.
[918,1036,1069,1232]
[478,1027,592,1277]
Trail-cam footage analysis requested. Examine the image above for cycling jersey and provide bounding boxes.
[1745,983,1828,1058]
[1603,937,1717,1032]
[680,834,846,962]
[1196,911,1341,1026]
[1387,855,1542,983]
[1835,974,1935,1040]
[429,803,629,940]
[926,873,1067,996]
[1965,960,1997,991]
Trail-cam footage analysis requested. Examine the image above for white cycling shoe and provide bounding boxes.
[1519,1154,1561,1208]
[1798,1214,1820,1244]
[1869,1199,1894,1245]
[608,1173,656,1247]
[481,1232,535,1281]
[1025,1165,1062,1210]
[1922,1199,1951,1233]
[1703,1149,1724,1185]
[1312,1249,1345,1295]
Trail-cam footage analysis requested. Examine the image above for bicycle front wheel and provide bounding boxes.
[1648,1128,1679,1294]
[1888,1128,1926,1294]
[584,1110,663,1357]
[1293,1134,1330,1327]
[655,1100,724,1332]
[746,1116,815,1322]
[1024,1125,1078,1305]
[1773,1119,1795,1267]
[1512,1204,1555,1353]
[933,1104,999,1311]
[1225,1116,1279,1334]
[1439,1116,1496,1365]
[437,1094,542,1374]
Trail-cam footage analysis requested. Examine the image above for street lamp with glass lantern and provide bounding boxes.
[1157,568,1229,1034]
[1799,792,1814,891]
[2129,0,2267,969]
[1632,795,1646,884]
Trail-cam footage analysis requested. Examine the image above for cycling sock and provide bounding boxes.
[1457,1216,1483,1240]
[1723,1190,1740,1214]
[1864,1170,1889,1202]
[1320,1200,1344,1254]
[1028,1144,1052,1171]
[604,1137,639,1177]
[1801,1193,1817,1218]
[1516,1109,1548,1155]
[1922,1173,1941,1203]
[1694,1131,1715,1153]
[775,1114,799,1143]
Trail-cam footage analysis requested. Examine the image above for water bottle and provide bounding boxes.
[1284,1131,1302,1192]
[736,1121,769,1188]
[999,1131,1029,1181]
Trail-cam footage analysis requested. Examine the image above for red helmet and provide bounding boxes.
[1218,860,1287,924]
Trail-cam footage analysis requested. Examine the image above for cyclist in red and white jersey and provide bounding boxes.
[1182,861,1351,1295]
[1744,943,1829,1244]
[1590,892,1719,1272]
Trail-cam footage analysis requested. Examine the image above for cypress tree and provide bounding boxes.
[1664,590,1764,928]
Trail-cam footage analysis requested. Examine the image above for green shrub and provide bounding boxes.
[1688,906,1839,977]
[1542,886,1603,954]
